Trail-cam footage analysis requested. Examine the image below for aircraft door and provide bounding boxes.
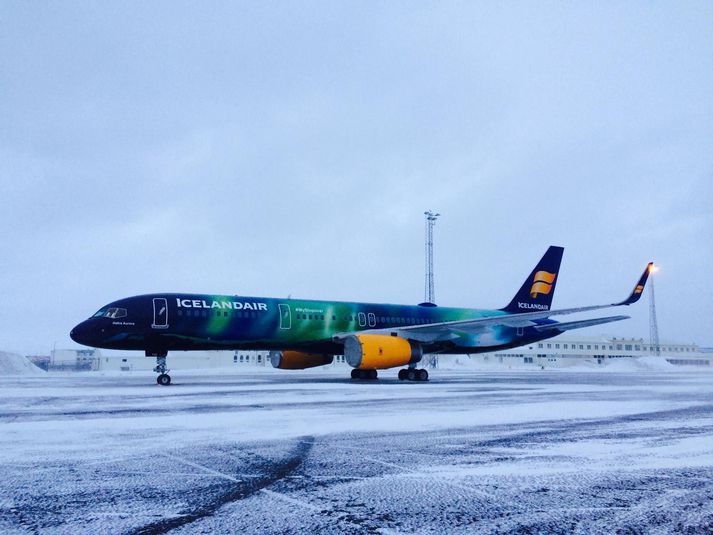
[368,312,376,327]
[278,304,291,329]
[152,298,168,329]
[358,312,367,327]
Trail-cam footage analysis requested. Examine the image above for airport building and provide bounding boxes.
[50,334,711,372]
[44,349,101,371]
[473,336,710,368]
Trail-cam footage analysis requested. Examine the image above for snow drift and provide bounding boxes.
[0,351,45,375]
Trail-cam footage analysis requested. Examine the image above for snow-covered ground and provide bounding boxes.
[1,368,712,534]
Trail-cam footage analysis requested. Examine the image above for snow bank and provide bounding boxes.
[605,356,677,371]
[0,351,45,375]
[437,355,686,373]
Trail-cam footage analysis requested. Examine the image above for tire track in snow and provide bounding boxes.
[129,436,315,535]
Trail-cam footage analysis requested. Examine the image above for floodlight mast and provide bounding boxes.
[424,211,440,304]
[648,264,660,356]
[424,210,440,370]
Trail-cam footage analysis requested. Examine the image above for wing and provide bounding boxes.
[533,315,630,333]
[333,262,653,344]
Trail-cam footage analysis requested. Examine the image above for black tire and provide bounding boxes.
[398,369,407,381]
[351,369,359,380]
[157,373,171,386]
[417,369,429,381]
[407,369,417,381]
[368,369,378,380]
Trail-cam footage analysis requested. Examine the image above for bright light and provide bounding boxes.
[649,263,659,274]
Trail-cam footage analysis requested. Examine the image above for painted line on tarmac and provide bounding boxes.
[259,489,321,511]
[163,453,243,483]
[163,453,322,512]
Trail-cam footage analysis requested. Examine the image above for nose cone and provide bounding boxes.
[70,320,95,347]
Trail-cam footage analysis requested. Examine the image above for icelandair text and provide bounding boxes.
[517,302,549,310]
[176,298,268,311]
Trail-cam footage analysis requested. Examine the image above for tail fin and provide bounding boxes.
[500,246,564,313]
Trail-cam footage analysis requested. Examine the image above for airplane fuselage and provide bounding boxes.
[70,293,561,355]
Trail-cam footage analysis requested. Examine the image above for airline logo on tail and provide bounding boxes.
[530,271,557,298]
[634,285,644,295]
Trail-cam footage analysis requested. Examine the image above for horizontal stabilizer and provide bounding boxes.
[534,315,629,333]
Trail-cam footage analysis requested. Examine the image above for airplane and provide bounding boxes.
[70,246,653,386]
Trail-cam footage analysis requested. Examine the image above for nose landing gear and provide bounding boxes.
[148,352,171,386]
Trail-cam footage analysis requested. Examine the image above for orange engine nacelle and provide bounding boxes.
[344,334,422,370]
[269,350,334,370]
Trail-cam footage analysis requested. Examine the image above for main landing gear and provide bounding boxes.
[398,368,429,382]
[151,353,171,386]
[350,368,429,381]
[351,368,378,380]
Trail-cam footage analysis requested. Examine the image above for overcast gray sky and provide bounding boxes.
[1,2,712,354]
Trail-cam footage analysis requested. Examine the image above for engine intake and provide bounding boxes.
[344,334,422,370]
[269,351,334,370]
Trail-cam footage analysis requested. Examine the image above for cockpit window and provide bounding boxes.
[93,309,106,317]
[103,308,127,319]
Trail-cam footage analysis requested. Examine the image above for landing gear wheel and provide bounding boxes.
[351,369,377,380]
[157,373,171,386]
[151,353,171,385]
[402,368,428,381]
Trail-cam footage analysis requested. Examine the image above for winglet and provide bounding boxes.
[615,262,654,306]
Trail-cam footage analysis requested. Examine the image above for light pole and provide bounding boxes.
[424,211,440,304]
[648,264,660,356]
[423,211,440,369]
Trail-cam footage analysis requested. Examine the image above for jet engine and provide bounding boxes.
[269,350,334,370]
[344,334,422,369]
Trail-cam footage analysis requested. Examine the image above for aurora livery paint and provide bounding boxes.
[70,246,653,385]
